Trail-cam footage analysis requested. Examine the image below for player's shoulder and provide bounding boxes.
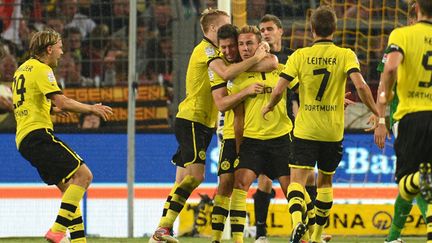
[195,38,219,55]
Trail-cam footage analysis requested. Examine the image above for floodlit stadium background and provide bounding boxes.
[0,0,425,239]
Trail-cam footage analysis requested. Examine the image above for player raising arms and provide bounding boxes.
[378,0,432,242]
[263,6,378,243]
[13,29,112,243]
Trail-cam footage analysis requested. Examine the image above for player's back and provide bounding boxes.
[13,58,60,147]
[284,41,360,141]
[389,21,432,120]
[177,38,219,128]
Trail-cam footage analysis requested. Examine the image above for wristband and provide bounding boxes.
[378,117,386,125]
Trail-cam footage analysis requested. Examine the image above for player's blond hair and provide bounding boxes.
[29,29,61,58]
[238,25,262,42]
[200,8,229,33]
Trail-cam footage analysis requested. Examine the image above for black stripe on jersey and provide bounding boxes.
[207,56,223,66]
[211,82,228,91]
[261,72,266,80]
[419,20,432,25]
[46,91,63,99]
[347,68,360,75]
[280,73,294,82]
[290,83,299,92]
[387,43,404,56]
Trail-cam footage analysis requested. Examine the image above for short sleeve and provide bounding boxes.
[387,28,405,56]
[280,50,300,82]
[36,68,61,96]
[205,45,222,66]
[345,49,361,75]
[209,68,227,91]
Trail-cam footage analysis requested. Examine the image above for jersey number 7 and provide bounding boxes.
[313,68,331,101]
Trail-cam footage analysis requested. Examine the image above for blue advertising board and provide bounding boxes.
[0,133,396,184]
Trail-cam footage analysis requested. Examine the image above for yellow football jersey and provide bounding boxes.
[387,21,432,121]
[209,58,236,139]
[12,58,62,148]
[281,40,360,142]
[176,37,221,128]
[232,64,293,140]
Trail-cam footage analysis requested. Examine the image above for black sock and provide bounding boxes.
[253,189,272,238]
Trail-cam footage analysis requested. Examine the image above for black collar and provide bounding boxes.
[203,36,218,49]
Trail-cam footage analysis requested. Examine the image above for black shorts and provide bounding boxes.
[292,136,343,174]
[237,134,291,180]
[18,128,83,185]
[171,118,214,167]
[218,139,238,175]
[394,111,432,182]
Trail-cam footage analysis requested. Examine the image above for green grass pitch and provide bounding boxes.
[0,236,425,242]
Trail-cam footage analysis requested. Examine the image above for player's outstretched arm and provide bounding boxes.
[50,94,113,121]
[349,72,379,117]
[212,83,264,112]
[378,51,403,105]
[209,44,268,81]
[262,76,289,119]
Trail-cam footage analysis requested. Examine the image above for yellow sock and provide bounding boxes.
[287,182,306,227]
[69,205,86,243]
[399,172,420,201]
[52,184,85,233]
[211,194,230,242]
[230,189,247,243]
[311,187,333,243]
[159,182,179,225]
[304,191,315,240]
[159,175,200,228]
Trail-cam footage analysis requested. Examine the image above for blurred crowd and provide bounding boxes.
[0,0,174,90]
[0,0,409,130]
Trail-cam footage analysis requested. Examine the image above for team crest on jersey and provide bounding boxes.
[205,46,216,57]
[199,150,206,160]
[233,157,239,168]
[47,71,56,83]
[220,160,230,171]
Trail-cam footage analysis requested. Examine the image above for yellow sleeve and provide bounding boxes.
[210,69,227,91]
[280,50,300,81]
[387,28,405,55]
[344,49,361,74]
[205,45,222,66]
[35,67,62,95]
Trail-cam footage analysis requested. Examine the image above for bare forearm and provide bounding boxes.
[267,81,287,109]
[358,84,379,116]
[381,69,397,103]
[55,97,92,114]
[217,90,250,112]
[376,82,387,118]
[221,56,259,80]
[249,55,278,72]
